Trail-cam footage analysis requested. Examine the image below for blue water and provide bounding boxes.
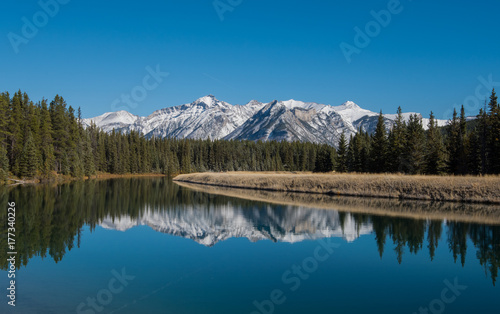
[0,178,498,313]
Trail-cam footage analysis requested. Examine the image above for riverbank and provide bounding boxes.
[173,172,500,204]
[5,172,167,186]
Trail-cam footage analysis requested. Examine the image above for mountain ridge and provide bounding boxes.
[83,95,448,147]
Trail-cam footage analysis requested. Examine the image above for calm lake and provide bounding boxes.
[1,177,499,314]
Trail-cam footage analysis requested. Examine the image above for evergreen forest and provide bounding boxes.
[0,89,499,181]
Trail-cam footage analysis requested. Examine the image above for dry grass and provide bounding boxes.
[174,172,500,204]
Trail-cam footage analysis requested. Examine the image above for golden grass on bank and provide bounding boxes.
[173,172,500,204]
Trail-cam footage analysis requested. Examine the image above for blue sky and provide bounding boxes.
[1,0,499,119]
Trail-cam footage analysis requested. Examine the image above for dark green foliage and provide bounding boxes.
[403,114,425,174]
[0,144,9,181]
[314,144,334,173]
[388,107,406,172]
[487,89,500,173]
[425,112,446,174]
[370,111,388,173]
[447,106,470,174]
[0,90,336,178]
[19,130,38,178]
[335,132,348,172]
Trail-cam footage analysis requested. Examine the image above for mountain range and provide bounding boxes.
[99,204,372,246]
[84,95,447,147]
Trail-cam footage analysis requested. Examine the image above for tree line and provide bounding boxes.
[0,89,498,180]
[0,90,331,180]
[327,89,500,175]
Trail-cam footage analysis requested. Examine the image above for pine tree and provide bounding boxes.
[457,105,468,174]
[180,140,192,173]
[487,89,500,173]
[50,95,69,173]
[8,91,25,175]
[477,107,489,174]
[425,112,446,174]
[0,92,11,145]
[335,132,348,172]
[19,130,38,178]
[39,99,55,177]
[403,114,425,174]
[0,144,9,181]
[370,111,388,173]
[388,107,406,172]
[314,144,333,173]
[467,128,482,175]
[83,133,95,177]
[447,108,460,174]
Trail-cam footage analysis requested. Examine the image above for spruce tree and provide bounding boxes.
[388,107,406,172]
[404,114,425,174]
[487,89,500,173]
[8,91,25,175]
[0,144,9,181]
[447,108,460,174]
[457,105,468,174]
[0,92,11,144]
[425,112,446,174]
[39,99,55,177]
[19,130,38,178]
[83,133,95,177]
[370,111,388,173]
[314,144,333,173]
[467,128,482,175]
[50,95,69,172]
[477,107,489,174]
[335,132,348,172]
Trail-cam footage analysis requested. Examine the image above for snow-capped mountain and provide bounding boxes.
[84,95,448,147]
[84,95,265,139]
[99,204,373,246]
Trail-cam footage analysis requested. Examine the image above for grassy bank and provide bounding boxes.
[173,172,500,204]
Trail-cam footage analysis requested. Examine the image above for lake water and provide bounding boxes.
[0,177,499,314]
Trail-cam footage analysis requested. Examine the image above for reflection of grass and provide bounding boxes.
[175,181,500,224]
[174,172,500,204]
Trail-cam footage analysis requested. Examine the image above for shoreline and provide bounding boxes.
[173,172,500,205]
[4,172,168,186]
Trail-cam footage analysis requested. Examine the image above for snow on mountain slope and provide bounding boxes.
[84,95,450,147]
[84,95,265,140]
[225,100,351,145]
[99,204,373,246]
[333,101,378,122]
[83,111,140,133]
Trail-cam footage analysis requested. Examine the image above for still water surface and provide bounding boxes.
[0,177,499,313]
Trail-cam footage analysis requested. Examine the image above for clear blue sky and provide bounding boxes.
[1,0,499,120]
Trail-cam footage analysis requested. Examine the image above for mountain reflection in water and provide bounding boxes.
[0,177,499,285]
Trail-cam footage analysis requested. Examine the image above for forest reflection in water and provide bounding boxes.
[0,177,499,285]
